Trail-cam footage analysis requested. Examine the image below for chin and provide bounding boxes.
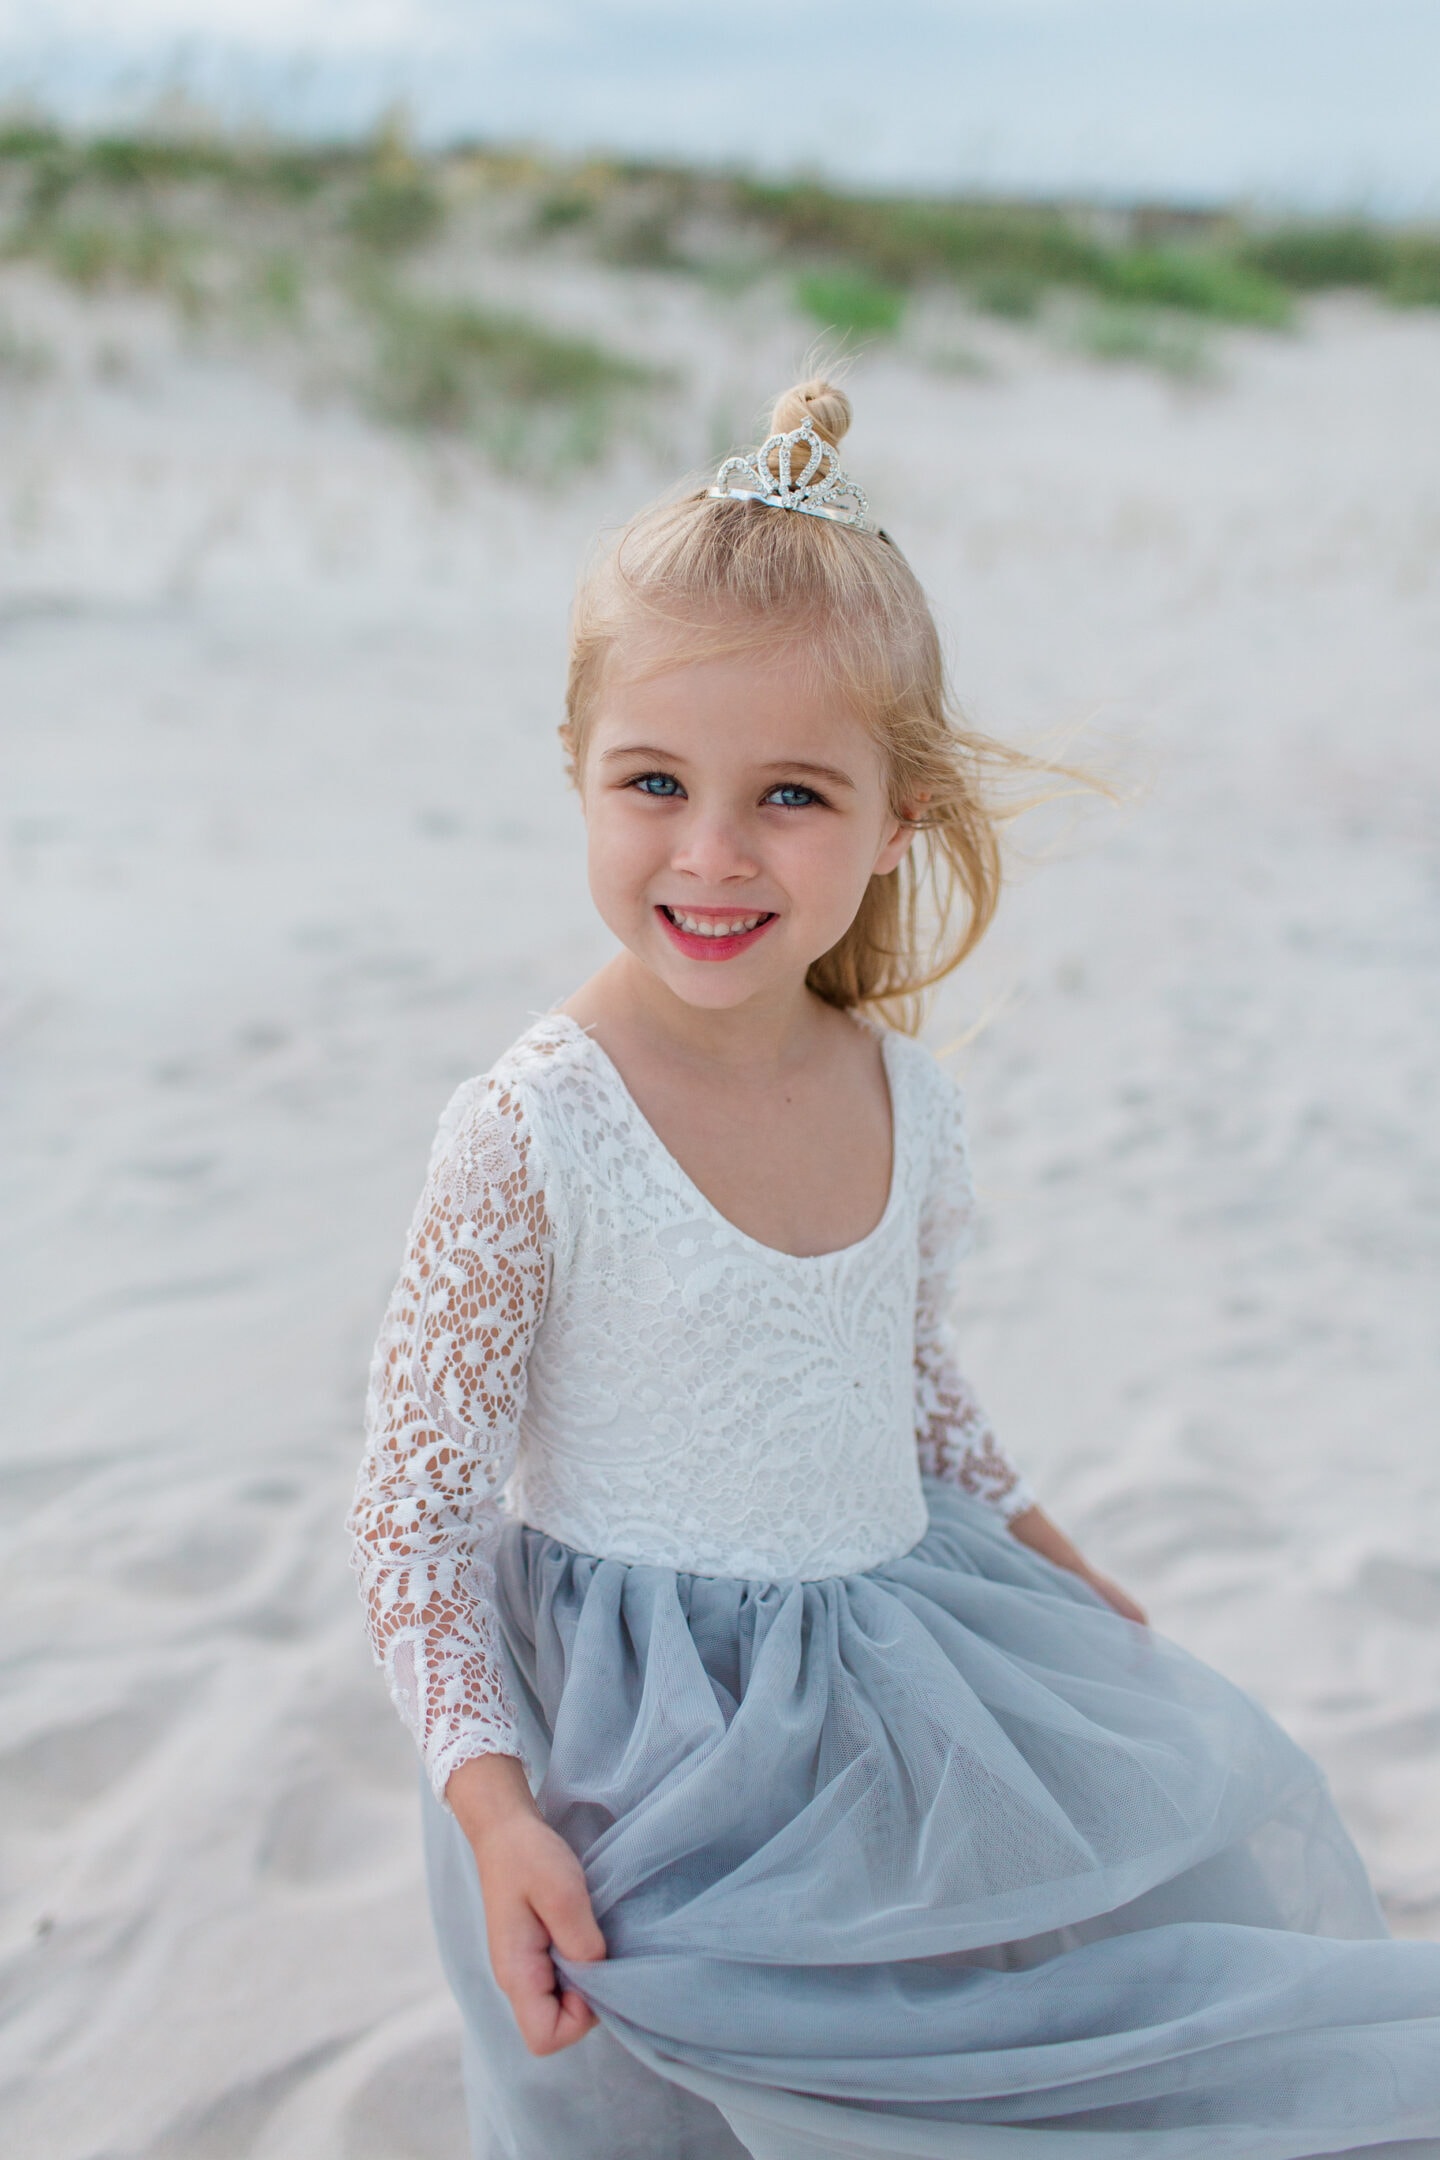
[656,963,774,1010]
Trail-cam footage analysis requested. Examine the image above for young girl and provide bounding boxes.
[349,380,1440,2159]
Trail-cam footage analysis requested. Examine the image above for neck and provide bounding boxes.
[589,951,835,1081]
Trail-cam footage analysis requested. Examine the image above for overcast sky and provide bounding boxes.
[3,0,1436,214]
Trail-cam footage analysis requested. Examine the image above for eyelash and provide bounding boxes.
[627,772,827,809]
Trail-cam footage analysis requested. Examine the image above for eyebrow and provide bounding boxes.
[599,745,858,791]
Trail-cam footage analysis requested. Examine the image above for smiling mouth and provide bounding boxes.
[660,906,775,937]
[656,904,778,958]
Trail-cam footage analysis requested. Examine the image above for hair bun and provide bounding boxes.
[768,378,852,449]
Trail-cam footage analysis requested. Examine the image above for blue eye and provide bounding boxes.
[632,772,683,797]
[765,783,819,809]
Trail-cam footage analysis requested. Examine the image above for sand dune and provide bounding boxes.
[2,271,1437,2158]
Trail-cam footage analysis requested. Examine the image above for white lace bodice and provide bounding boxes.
[348,1012,1035,1800]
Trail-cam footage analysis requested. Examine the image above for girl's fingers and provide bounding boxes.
[553,1988,600,2046]
[494,1924,564,2019]
[488,1863,605,2054]
[535,1866,607,1964]
[508,1958,599,2055]
[1083,1566,1148,1626]
[516,1985,596,2055]
[1109,1585,1149,1625]
[500,1937,583,2055]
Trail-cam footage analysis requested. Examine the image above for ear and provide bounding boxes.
[872,797,924,878]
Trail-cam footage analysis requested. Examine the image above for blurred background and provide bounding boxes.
[2,6,1438,2158]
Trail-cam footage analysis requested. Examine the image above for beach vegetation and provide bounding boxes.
[535,188,595,231]
[0,124,1428,327]
[1070,302,1213,379]
[1096,248,1290,326]
[2,126,342,205]
[1238,222,1390,291]
[248,249,306,323]
[356,280,659,463]
[0,119,63,163]
[1383,235,1440,307]
[0,117,1437,439]
[34,219,118,287]
[22,213,204,314]
[81,134,239,190]
[599,205,687,271]
[20,147,82,221]
[1237,221,1440,308]
[732,182,1106,292]
[344,172,445,252]
[341,106,447,252]
[795,270,906,338]
[970,271,1043,320]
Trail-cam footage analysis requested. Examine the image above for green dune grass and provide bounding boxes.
[0,117,1434,442]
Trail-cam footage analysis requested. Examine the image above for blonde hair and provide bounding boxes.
[561,377,1099,1033]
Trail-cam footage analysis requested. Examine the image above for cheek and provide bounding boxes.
[783,816,887,903]
[584,796,660,891]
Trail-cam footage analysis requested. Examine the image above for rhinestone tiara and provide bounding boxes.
[707,417,871,530]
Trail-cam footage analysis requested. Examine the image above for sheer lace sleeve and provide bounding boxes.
[347,1073,551,1803]
[914,1069,1036,1524]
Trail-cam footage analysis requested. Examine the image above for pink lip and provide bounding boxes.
[655,905,777,962]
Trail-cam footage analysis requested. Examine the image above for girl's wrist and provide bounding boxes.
[1005,1504,1086,1573]
[446,1750,538,1845]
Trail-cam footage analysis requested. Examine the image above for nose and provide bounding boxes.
[669,805,759,886]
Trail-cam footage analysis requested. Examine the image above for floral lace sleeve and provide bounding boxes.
[914,1070,1036,1524]
[347,1073,550,1803]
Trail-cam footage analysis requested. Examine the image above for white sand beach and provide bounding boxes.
[2,263,1438,2158]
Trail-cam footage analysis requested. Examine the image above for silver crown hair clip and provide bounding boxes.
[708,417,872,530]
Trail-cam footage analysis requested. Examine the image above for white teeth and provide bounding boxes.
[667,909,770,937]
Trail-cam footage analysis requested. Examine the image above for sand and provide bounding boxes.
[1,267,1437,2159]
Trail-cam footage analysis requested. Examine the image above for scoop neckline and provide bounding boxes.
[541,1008,906,1266]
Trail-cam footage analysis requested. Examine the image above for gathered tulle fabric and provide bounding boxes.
[427,1482,1440,2159]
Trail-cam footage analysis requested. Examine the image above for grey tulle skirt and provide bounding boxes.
[422,1481,1440,2159]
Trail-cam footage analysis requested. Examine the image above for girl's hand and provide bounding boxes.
[1072,1563,1148,1627]
[1006,1505,1149,1627]
[446,1753,607,2056]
